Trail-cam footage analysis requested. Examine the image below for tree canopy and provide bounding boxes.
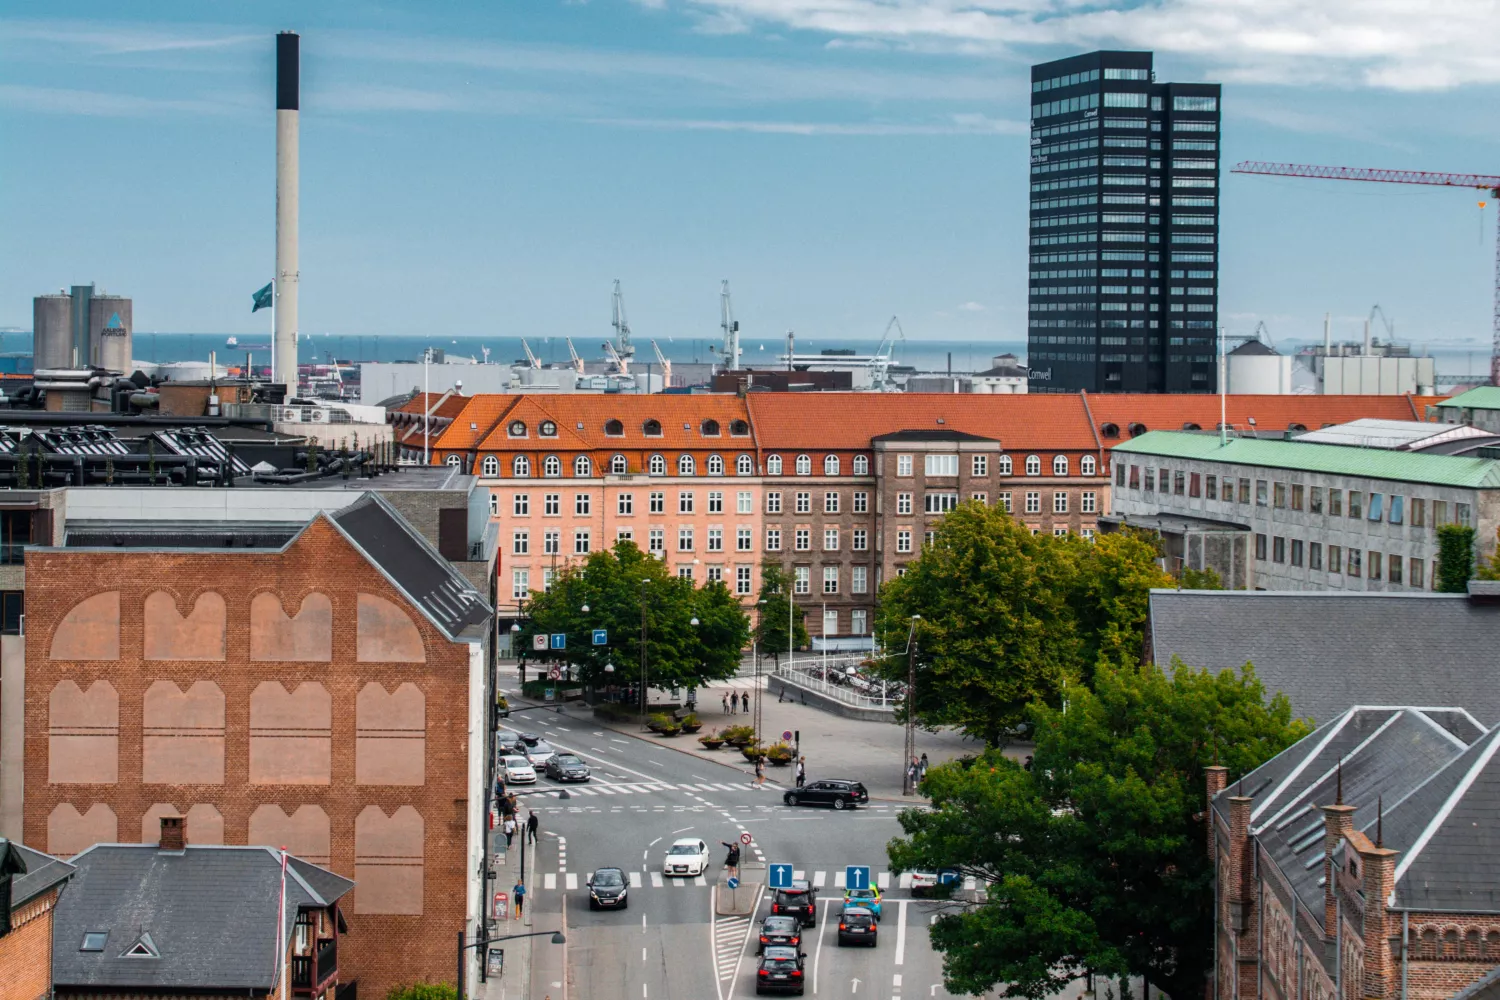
[873,502,1173,744]
[752,562,808,666]
[886,658,1310,1000]
[516,540,750,693]
[1439,523,1476,591]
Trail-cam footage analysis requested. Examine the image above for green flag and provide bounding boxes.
[252,282,273,313]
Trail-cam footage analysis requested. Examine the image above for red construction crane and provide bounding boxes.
[1231,161,1500,385]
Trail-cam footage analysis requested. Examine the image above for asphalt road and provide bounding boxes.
[505,715,970,1000]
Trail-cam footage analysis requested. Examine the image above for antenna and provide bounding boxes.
[1336,758,1344,805]
[1377,794,1384,848]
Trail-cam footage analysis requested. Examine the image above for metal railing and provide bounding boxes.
[771,663,899,711]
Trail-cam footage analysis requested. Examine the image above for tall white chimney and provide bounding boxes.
[275,32,300,395]
[1323,312,1331,354]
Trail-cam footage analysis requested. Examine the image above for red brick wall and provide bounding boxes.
[0,886,60,1000]
[23,518,475,997]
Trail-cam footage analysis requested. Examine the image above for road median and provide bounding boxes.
[715,860,766,916]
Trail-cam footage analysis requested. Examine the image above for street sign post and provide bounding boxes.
[726,876,740,889]
[532,634,547,651]
[769,863,794,889]
[740,832,752,846]
[782,730,793,741]
[550,633,566,650]
[592,629,607,645]
[549,666,562,680]
[845,865,871,891]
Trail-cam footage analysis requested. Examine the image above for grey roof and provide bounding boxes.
[1149,589,1500,727]
[1455,965,1500,1000]
[3,840,76,910]
[871,429,997,443]
[1229,339,1279,357]
[52,844,352,992]
[328,492,491,640]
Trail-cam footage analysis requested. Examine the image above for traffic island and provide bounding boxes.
[715,860,766,916]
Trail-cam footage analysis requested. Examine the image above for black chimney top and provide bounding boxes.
[276,32,299,111]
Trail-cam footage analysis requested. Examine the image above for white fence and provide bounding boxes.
[771,661,903,711]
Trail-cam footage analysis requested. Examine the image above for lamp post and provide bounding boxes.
[902,614,921,796]
[639,579,649,720]
[752,598,767,748]
[509,621,522,684]
[458,928,564,999]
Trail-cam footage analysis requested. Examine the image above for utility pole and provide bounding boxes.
[903,616,920,796]
[639,580,649,719]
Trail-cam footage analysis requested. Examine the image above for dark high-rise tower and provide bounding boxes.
[1025,51,1221,393]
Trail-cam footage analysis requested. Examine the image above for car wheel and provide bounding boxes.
[833,798,847,811]
[786,794,799,806]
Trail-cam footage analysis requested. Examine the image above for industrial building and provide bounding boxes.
[31,285,132,372]
[1027,50,1222,394]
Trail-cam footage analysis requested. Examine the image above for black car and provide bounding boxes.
[586,867,629,910]
[757,915,802,954]
[783,779,869,811]
[518,732,542,747]
[837,906,877,947]
[755,946,806,995]
[495,730,527,757]
[770,881,819,928]
[545,753,591,782]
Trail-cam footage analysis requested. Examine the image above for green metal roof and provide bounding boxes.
[1112,431,1500,489]
[1436,386,1500,411]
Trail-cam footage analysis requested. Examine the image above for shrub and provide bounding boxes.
[387,984,458,1000]
[520,679,580,700]
[680,713,700,727]
[720,724,756,742]
[764,742,794,763]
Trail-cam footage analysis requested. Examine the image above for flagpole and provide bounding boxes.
[270,280,278,386]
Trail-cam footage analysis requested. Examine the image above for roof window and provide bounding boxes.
[508,420,527,437]
[122,932,160,958]
[643,419,662,437]
[730,420,750,436]
[1100,422,1120,438]
[540,421,557,437]
[1183,422,1201,430]
[701,419,721,436]
[605,419,624,436]
[1127,422,1147,437]
[80,932,109,952]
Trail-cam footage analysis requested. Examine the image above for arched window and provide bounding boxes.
[701,419,721,436]
[1025,455,1041,476]
[852,455,868,476]
[605,419,624,437]
[707,454,724,475]
[481,455,499,477]
[1080,455,1096,476]
[446,455,462,469]
[508,420,527,438]
[544,455,562,477]
[540,421,557,437]
[649,454,666,476]
[767,455,783,475]
[1053,455,1068,476]
[1182,422,1202,431]
[824,455,840,476]
[643,419,662,437]
[610,454,628,474]
[574,455,591,477]
[998,455,1012,476]
[678,454,695,476]
[1128,422,1147,437]
[513,455,531,477]
[795,454,812,475]
[736,454,753,475]
[730,419,750,436]
[1099,422,1120,439]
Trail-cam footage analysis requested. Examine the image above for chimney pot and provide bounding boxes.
[159,815,185,852]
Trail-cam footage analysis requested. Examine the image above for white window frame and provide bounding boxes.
[823,566,839,594]
[1026,455,1042,476]
[678,454,695,476]
[737,491,753,514]
[481,455,499,477]
[853,455,869,475]
[795,454,812,475]
[1081,454,1097,476]
[824,455,840,475]
[737,454,754,475]
[575,455,591,477]
[649,454,666,476]
[1053,455,1069,476]
[544,455,562,477]
[999,455,1013,476]
[972,454,989,477]
[610,454,628,474]
[767,455,783,475]
[707,454,724,475]
[896,455,914,477]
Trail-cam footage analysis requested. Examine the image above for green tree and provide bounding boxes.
[386,984,457,1000]
[752,562,808,667]
[887,658,1310,1000]
[873,503,1171,744]
[1178,567,1224,590]
[1437,523,1476,592]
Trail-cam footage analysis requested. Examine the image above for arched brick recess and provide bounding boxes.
[144,591,226,660]
[142,680,225,785]
[356,682,425,786]
[47,802,117,857]
[247,804,331,865]
[49,591,120,660]
[48,679,118,784]
[357,593,425,663]
[250,592,332,661]
[248,681,332,784]
[354,805,424,914]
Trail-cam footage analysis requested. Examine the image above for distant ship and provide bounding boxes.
[225,336,272,350]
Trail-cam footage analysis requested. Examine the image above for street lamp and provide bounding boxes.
[457,928,564,999]
[752,598,767,749]
[903,614,921,796]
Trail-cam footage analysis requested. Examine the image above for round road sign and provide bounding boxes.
[549,666,562,680]
[740,832,752,846]
[726,876,740,889]
[782,730,793,741]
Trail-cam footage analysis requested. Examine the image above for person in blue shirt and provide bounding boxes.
[513,880,526,917]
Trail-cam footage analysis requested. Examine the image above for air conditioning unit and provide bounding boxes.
[279,408,302,423]
[308,409,328,423]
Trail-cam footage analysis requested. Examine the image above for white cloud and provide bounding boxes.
[958,300,986,311]
[0,19,258,56]
[0,83,229,116]
[590,114,1023,134]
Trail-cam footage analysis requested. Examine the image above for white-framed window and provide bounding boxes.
[707,527,724,552]
[925,492,959,514]
[737,491,753,514]
[737,454,754,475]
[851,608,868,634]
[1081,454,1097,476]
[766,527,782,551]
[1082,491,1096,513]
[649,491,664,513]
[794,566,810,594]
[512,530,528,555]
[924,454,959,476]
[796,454,812,475]
[707,454,724,475]
[999,491,1012,513]
[823,566,839,594]
[678,454,695,476]
[618,493,634,515]
[795,528,811,551]
[897,455,914,477]
[1026,455,1042,476]
[575,455,591,477]
[925,530,937,547]
[971,492,987,505]
[708,491,724,513]
[574,493,590,516]
[544,529,560,554]
[542,568,556,592]
[574,530,591,554]
[481,455,499,477]
[508,420,527,438]
[678,566,694,581]
[852,528,867,551]
[736,565,753,595]
[489,493,499,516]
[544,455,562,477]
[795,492,812,514]
[897,493,913,515]
[610,454,628,474]
[1054,526,1068,537]
[766,492,782,513]
[824,455,840,475]
[648,527,664,554]
[1025,491,1041,514]
[707,566,724,584]
[649,454,666,475]
[679,491,695,514]
[767,455,783,475]
[852,566,868,594]
[616,527,633,541]
[511,569,529,601]
[544,493,560,515]
[678,527,694,551]
[853,455,869,475]
[1081,527,1095,540]
[513,493,529,516]
[824,528,839,551]
[824,492,840,513]
[972,454,989,477]
[999,455,1013,476]
[737,526,753,551]
[896,529,912,553]
[446,455,462,469]
[1054,492,1068,513]
[513,455,531,477]
[823,608,838,635]
[852,492,868,513]
[1053,455,1069,476]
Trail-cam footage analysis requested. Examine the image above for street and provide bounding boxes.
[503,714,969,1000]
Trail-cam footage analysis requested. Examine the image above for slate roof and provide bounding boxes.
[1229,340,1279,357]
[328,492,491,640]
[1149,590,1500,727]
[871,429,997,443]
[51,844,352,992]
[4,840,75,909]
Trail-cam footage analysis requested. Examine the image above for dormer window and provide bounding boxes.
[707,454,724,475]
[605,419,624,436]
[701,419,721,436]
[610,454,628,474]
[544,455,561,477]
[643,419,662,437]
[540,421,557,437]
[730,419,750,437]
[508,420,527,438]
[795,454,812,476]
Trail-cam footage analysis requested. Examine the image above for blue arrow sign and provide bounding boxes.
[726,876,740,890]
[550,633,566,650]
[592,629,607,646]
[845,865,870,891]
[768,863,794,889]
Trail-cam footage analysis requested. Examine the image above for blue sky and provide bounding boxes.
[2,0,1499,352]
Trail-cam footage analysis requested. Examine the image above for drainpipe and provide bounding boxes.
[1401,911,1409,1000]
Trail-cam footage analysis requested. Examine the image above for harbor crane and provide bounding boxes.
[710,280,742,372]
[520,339,542,369]
[602,340,629,374]
[650,339,672,387]
[566,338,584,375]
[611,280,635,364]
[1231,161,1500,385]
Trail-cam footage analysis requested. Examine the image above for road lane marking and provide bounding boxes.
[611,738,629,744]
[642,947,647,961]
[894,900,908,965]
[672,826,694,834]
[629,871,642,887]
[893,974,902,987]
[813,870,826,888]
[813,894,830,995]
[835,871,846,888]
[651,872,663,888]
[649,838,662,848]
[544,873,557,890]
[794,870,806,881]
[694,875,706,886]
[566,873,578,890]
[899,874,913,889]
[877,872,890,889]
[650,760,665,767]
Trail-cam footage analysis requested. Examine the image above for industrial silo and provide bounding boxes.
[32,294,73,369]
[90,295,133,372]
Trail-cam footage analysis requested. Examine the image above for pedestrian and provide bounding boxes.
[526,810,539,844]
[778,686,785,703]
[795,756,806,788]
[730,691,738,714]
[720,840,741,878]
[507,791,518,816]
[502,815,516,849]
[754,755,766,790]
[513,879,526,918]
[722,692,729,714]
[907,758,918,789]
[1024,754,1034,772]
[919,753,929,782]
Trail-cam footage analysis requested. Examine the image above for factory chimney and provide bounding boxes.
[274,31,300,395]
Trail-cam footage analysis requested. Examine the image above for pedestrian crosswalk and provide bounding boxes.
[532,868,982,893]
[514,780,763,799]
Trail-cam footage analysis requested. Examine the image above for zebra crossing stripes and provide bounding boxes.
[629,871,643,887]
[517,780,753,799]
[650,871,664,888]
[714,912,753,987]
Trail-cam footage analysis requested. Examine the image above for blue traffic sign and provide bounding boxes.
[592,629,608,646]
[845,865,871,891]
[726,876,740,890]
[768,863,794,889]
[550,633,566,650]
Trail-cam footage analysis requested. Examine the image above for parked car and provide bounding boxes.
[586,867,629,910]
[782,779,869,810]
[842,886,881,920]
[501,755,536,784]
[663,838,710,877]
[755,946,806,995]
[496,730,527,757]
[757,915,802,954]
[518,732,542,746]
[837,906,878,947]
[909,868,961,897]
[770,881,818,927]
[526,740,557,766]
[545,753,591,782]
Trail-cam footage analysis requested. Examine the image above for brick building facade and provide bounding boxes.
[0,840,74,1000]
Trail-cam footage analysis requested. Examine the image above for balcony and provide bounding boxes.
[290,939,337,994]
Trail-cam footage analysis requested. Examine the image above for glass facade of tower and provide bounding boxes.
[1026,51,1222,393]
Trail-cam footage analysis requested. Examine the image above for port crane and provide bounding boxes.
[1231,161,1500,385]
[610,280,636,365]
[520,339,542,369]
[566,338,585,375]
[710,280,742,372]
[602,341,629,374]
[650,340,672,387]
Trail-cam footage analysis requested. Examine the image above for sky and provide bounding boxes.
[2,0,1499,353]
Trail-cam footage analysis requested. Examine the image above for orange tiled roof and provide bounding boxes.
[450,394,754,453]
[431,395,521,451]
[392,391,470,418]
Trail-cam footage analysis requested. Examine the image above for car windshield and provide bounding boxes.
[555,755,582,766]
[847,888,874,897]
[668,844,700,855]
[503,756,530,767]
[593,869,624,886]
[764,947,798,961]
[531,742,553,753]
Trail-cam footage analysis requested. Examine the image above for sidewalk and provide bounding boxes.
[477,800,536,1000]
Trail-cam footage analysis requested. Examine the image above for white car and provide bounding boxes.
[502,755,537,784]
[663,838,710,878]
[526,740,557,767]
